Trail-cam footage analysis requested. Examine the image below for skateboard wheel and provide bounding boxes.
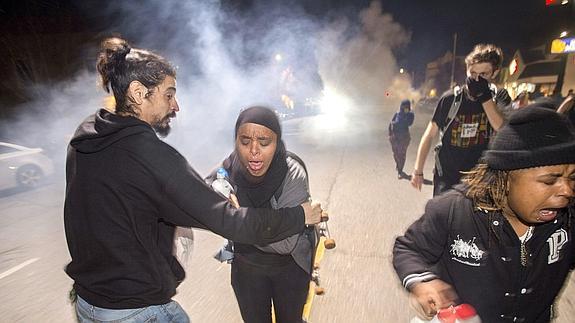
[324,238,336,249]
[314,287,325,295]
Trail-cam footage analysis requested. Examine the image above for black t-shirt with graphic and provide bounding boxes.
[432,88,510,190]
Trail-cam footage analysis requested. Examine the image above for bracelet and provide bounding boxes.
[414,173,424,177]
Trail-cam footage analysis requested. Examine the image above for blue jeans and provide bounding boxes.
[75,296,190,323]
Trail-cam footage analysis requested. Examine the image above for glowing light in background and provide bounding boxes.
[281,94,294,110]
[274,53,283,62]
[316,86,354,131]
[509,58,518,75]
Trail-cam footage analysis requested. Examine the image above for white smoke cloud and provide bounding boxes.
[316,1,412,109]
[1,0,417,175]
[0,71,107,175]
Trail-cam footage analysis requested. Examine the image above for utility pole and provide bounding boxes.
[450,33,458,88]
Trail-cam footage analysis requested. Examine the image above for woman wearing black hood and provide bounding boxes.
[208,106,315,323]
[389,99,415,178]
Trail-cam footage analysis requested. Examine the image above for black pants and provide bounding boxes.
[389,132,410,173]
[231,255,310,323]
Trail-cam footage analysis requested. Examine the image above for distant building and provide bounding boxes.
[503,45,575,99]
[422,51,466,98]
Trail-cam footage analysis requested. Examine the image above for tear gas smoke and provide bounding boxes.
[0,0,417,178]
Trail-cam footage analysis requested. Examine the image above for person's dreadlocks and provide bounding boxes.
[462,163,509,246]
[462,163,508,212]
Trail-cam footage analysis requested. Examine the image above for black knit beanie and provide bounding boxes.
[234,106,282,139]
[484,104,575,170]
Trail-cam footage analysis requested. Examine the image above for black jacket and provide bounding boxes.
[389,110,414,135]
[393,186,575,322]
[64,109,305,309]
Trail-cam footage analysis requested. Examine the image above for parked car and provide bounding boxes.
[0,142,54,190]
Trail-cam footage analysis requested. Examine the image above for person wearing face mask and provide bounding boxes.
[394,105,575,322]
[207,106,315,323]
[411,44,511,196]
[389,99,415,179]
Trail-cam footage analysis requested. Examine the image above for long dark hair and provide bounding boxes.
[96,37,176,115]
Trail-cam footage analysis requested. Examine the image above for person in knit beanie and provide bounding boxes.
[393,104,575,322]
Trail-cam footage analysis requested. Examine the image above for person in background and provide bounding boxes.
[207,106,315,323]
[410,44,511,196]
[64,37,322,323]
[394,105,575,322]
[388,99,415,179]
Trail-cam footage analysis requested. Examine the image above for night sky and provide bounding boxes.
[1,0,574,79]
[0,0,573,149]
[300,0,574,74]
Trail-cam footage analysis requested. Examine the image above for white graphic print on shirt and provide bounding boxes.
[450,235,485,266]
[547,228,568,264]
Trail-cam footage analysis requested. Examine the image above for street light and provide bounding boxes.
[274,53,283,62]
[560,31,568,38]
[399,68,405,74]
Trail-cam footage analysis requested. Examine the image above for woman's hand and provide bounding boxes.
[409,279,458,319]
[301,200,323,225]
[228,193,240,208]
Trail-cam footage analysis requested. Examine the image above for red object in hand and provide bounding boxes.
[437,306,457,323]
[437,304,480,323]
[455,304,478,320]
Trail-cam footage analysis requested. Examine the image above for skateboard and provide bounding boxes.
[300,212,336,321]
[270,212,335,323]
[311,213,335,295]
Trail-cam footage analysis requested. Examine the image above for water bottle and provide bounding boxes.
[211,167,235,263]
[211,167,234,198]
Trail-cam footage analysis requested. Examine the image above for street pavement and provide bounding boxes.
[1,105,574,322]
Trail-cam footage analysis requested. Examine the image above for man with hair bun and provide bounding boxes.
[394,104,575,322]
[64,37,323,322]
[411,44,511,196]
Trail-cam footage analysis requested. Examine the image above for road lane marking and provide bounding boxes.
[0,258,39,280]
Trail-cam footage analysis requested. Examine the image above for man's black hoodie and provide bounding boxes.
[64,109,304,309]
